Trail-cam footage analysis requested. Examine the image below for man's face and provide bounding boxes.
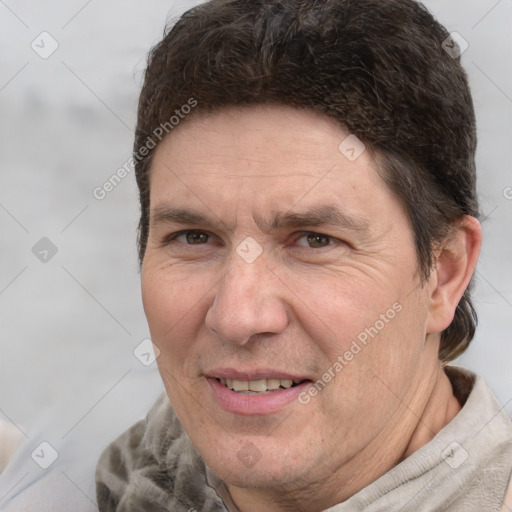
[141,105,437,492]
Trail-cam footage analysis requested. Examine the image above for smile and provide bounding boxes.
[218,378,305,394]
[207,375,312,415]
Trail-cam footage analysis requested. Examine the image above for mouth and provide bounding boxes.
[206,372,312,415]
[217,377,306,395]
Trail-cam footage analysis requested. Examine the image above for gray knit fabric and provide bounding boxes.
[95,393,225,512]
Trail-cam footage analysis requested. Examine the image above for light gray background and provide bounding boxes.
[0,0,511,509]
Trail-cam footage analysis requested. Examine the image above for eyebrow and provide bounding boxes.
[151,207,217,228]
[150,204,370,233]
[264,205,370,233]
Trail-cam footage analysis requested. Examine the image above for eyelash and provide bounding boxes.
[164,230,344,250]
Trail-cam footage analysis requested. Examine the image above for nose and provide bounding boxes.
[204,249,289,345]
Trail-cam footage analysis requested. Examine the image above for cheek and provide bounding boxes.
[141,264,208,357]
[309,294,428,446]
[291,267,426,402]
[141,267,210,411]
[275,264,398,350]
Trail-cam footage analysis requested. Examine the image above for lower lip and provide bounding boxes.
[207,377,311,415]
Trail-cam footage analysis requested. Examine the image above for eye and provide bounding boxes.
[295,232,337,249]
[168,230,210,244]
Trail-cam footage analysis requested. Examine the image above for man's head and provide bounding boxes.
[135,0,482,508]
[135,0,479,362]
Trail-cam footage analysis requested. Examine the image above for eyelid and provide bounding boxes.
[290,231,344,248]
[163,229,214,245]
[162,229,346,250]
[164,228,346,243]
[293,230,337,240]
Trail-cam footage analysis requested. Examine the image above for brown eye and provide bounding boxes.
[305,233,331,248]
[184,231,209,244]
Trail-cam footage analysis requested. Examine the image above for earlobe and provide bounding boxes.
[426,215,482,334]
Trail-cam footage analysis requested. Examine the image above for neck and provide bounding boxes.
[227,357,461,512]
[401,364,461,459]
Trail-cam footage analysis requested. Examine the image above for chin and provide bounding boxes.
[219,460,297,489]
[198,436,309,489]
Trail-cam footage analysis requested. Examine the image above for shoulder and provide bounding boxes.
[95,391,224,512]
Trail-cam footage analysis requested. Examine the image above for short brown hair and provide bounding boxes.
[134,0,480,361]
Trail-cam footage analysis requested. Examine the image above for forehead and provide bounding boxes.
[148,104,400,224]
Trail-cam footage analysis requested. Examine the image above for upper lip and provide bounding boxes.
[205,368,311,381]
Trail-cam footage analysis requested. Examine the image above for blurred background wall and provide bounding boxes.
[0,0,511,508]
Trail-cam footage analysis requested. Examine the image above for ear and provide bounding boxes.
[426,215,482,334]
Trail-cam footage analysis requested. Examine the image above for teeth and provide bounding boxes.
[232,380,249,391]
[266,378,281,390]
[248,380,267,392]
[220,378,303,393]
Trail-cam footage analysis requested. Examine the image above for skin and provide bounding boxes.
[141,104,482,512]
